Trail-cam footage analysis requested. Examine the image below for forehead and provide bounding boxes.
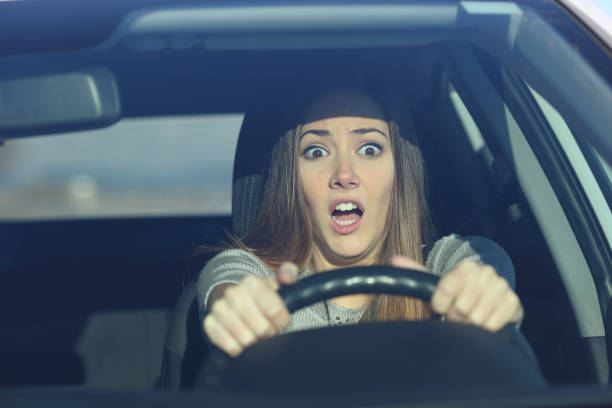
[300,116,390,136]
[303,87,387,124]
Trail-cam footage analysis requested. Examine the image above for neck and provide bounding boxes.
[308,245,379,272]
[308,246,376,309]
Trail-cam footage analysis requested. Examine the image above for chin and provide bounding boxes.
[329,242,370,261]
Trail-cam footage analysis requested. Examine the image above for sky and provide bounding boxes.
[591,0,612,16]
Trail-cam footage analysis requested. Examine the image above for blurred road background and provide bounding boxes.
[0,114,243,220]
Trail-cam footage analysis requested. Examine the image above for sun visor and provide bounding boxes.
[112,4,459,51]
[0,67,120,139]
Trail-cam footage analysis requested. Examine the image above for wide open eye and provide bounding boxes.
[302,146,329,159]
[357,143,382,156]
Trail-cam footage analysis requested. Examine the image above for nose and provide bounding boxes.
[330,153,359,189]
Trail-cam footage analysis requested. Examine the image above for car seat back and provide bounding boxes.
[159,107,280,389]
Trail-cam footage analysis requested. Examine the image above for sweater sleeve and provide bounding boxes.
[196,248,274,322]
[425,234,516,290]
[196,250,335,340]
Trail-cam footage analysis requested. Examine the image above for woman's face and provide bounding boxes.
[298,88,394,267]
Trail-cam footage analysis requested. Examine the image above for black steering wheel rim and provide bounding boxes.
[195,265,542,392]
[277,265,439,313]
[196,265,442,389]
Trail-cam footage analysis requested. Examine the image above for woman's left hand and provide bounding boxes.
[391,255,523,331]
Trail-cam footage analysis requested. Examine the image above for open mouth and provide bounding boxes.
[329,200,364,233]
[331,203,363,225]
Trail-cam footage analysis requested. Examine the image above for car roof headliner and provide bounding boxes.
[1,0,610,164]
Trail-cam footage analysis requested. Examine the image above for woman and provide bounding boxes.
[198,77,523,357]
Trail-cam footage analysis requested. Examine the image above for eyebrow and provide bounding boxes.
[300,127,388,140]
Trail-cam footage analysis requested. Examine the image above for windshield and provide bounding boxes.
[0,0,611,403]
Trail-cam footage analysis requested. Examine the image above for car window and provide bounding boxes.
[526,85,612,243]
[0,114,243,220]
[445,51,605,340]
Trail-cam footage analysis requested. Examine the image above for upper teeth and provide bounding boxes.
[335,202,357,211]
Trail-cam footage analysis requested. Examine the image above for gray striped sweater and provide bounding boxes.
[197,234,515,335]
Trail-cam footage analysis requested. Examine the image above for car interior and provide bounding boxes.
[1,0,611,399]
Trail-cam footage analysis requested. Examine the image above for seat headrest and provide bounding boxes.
[231,108,290,237]
[230,73,413,237]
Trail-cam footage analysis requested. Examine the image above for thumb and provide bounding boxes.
[391,255,428,272]
[276,262,299,285]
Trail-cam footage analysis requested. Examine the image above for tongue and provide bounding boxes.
[335,212,361,222]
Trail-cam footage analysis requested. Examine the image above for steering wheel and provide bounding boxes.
[195,266,544,394]
[278,265,439,313]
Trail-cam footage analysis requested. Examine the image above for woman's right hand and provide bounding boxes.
[203,262,299,357]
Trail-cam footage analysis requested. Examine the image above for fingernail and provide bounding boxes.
[470,312,485,326]
[280,263,298,279]
[228,345,242,357]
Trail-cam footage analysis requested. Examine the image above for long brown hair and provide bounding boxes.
[227,75,435,322]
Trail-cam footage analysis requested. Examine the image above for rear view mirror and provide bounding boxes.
[0,66,120,138]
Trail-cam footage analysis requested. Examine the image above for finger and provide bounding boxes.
[277,262,299,285]
[391,255,428,272]
[243,275,291,330]
[467,275,510,327]
[445,306,470,323]
[451,265,498,319]
[431,261,479,314]
[203,314,243,357]
[431,260,485,314]
[483,290,523,332]
[226,284,276,338]
[264,275,280,291]
[210,298,257,348]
